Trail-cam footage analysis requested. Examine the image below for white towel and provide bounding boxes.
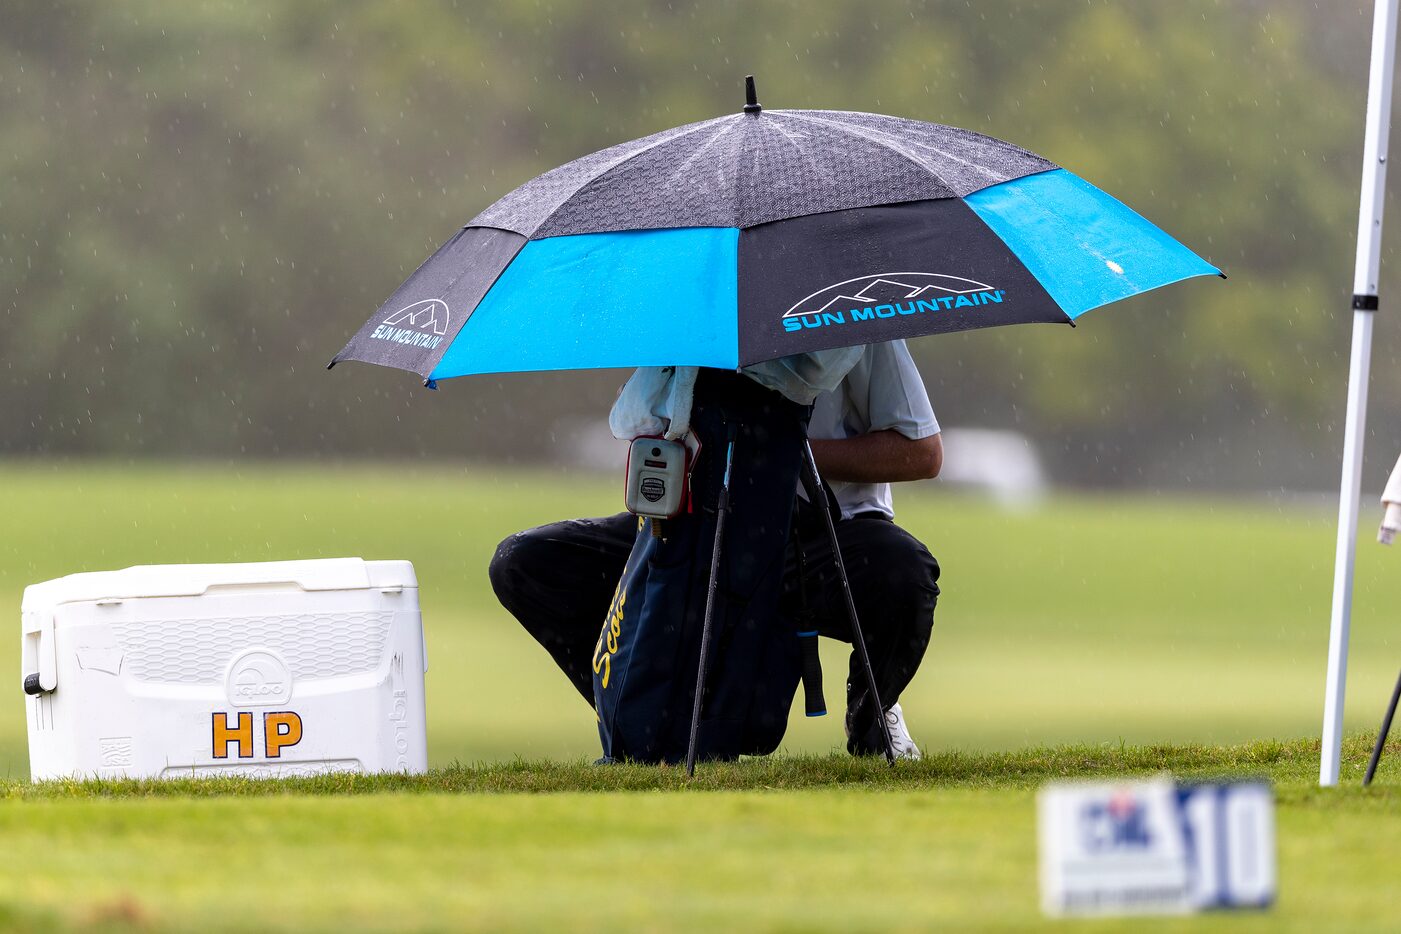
[609,366,700,440]
[608,349,863,441]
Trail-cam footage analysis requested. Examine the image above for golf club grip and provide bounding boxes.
[799,633,825,717]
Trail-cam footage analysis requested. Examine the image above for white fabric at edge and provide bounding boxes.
[608,347,862,440]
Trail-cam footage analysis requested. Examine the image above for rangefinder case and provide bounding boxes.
[625,436,688,519]
[21,558,428,781]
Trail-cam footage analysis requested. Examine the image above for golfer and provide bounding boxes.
[490,339,941,758]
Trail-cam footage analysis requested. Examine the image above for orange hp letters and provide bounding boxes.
[210,711,303,759]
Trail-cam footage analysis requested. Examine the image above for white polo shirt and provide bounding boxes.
[809,340,940,519]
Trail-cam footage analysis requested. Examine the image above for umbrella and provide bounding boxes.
[329,77,1221,387]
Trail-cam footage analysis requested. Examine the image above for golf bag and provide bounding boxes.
[593,369,810,763]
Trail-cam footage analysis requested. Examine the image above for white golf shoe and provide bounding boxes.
[883,703,921,760]
[846,701,922,759]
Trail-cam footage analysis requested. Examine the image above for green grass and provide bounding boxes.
[0,737,1397,932]
[3,462,1401,930]
[0,734,1382,799]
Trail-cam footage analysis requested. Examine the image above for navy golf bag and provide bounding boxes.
[593,369,811,763]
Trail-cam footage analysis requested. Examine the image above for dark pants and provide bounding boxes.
[489,499,940,755]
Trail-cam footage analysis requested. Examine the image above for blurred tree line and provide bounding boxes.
[0,0,1394,489]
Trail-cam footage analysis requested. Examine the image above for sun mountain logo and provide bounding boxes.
[371,298,450,350]
[782,273,1005,333]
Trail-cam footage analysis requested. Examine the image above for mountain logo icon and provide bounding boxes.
[382,298,450,336]
[784,273,996,319]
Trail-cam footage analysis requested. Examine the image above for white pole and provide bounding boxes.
[1321,0,1399,787]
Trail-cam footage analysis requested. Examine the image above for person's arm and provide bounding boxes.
[810,429,942,483]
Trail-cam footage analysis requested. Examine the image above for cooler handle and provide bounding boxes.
[21,616,56,695]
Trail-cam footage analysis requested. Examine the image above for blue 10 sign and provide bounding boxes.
[1175,781,1275,910]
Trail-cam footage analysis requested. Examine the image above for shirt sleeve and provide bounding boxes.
[863,340,940,440]
[742,346,864,405]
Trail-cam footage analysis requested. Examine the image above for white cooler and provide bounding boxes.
[21,558,428,781]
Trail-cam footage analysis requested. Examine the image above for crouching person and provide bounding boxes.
[490,340,941,760]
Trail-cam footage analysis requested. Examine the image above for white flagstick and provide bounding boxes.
[1322,0,1400,788]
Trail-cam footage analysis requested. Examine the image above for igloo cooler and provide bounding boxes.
[21,558,428,781]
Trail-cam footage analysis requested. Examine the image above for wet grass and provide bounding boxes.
[3,734,1388,799]
[0,737,1398,932]
[3,463,1401,930]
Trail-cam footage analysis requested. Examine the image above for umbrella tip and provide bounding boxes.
[743,75,761,114]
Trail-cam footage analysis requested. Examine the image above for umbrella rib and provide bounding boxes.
[776,110,1010,190]
[529,118,732,237]
[734,117,838,227]
[673,120,746,213]
[764,119,834,177]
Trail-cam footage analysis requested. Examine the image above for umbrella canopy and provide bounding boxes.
[331,80,1220,386]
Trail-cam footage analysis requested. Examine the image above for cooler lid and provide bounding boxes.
[21,558,417,612]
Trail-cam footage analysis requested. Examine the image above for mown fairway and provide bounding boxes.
[3,462,1398,766]
[1,739,1398,932]
[2,463,1400,930]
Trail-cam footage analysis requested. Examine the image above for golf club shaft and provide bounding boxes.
[802,441,897,765]
[686,428,736,776]
[1363,667,1401,786]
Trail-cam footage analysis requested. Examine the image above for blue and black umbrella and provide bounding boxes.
[331,78,1220,385]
